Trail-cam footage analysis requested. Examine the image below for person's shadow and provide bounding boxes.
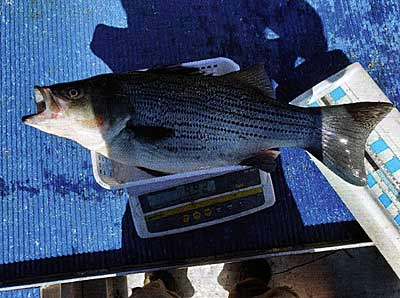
[90,0,349,103]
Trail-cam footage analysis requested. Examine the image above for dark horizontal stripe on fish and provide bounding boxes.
[157,144,207,153]
[174,111,316,134]
[175,120,314,137]
[174,131,237,142]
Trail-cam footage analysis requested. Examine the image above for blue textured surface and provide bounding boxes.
[0,0,399,291]
[1,1,128,262]
[0,288,39,298]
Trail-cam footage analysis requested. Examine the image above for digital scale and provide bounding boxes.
[128,167,275,238]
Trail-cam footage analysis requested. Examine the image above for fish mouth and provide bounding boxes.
[22,86,53,123]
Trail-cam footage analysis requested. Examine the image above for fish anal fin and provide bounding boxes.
[240,149,280,172]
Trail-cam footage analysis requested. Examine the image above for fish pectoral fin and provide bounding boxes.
[145,64,207,76]
[222,64,275,98]
[125,124,175,140]
[240,149,280,172]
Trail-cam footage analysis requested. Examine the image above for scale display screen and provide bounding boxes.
[139,168,261,213]
[145,180,216,211]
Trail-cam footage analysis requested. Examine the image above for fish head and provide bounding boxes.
[22,75,131,151]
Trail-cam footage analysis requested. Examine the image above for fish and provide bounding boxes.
[22,64,393,186]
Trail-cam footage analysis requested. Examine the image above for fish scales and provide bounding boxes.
[123,74,317,147]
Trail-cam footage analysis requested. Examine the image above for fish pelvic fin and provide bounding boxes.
[240,149,280,172]
[307,102,393,186]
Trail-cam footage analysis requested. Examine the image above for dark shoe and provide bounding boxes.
[238,259,272,284]
[228,259,272,298]
[264,286,300,298]
[145,270,177,292]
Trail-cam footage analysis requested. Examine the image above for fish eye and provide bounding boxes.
[68,88,80,98]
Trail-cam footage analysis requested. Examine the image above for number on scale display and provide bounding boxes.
[146,180,216,210]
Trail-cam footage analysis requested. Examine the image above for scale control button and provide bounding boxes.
[193,211,201,220]
[227,204,233,210]
[182,214,190,223]
[204,208,212,217]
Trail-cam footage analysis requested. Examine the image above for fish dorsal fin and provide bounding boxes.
[145,64,206,76]
[223,64,275,98]
[124,64,207,76]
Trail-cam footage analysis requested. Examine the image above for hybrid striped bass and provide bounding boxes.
[22,65,393,186]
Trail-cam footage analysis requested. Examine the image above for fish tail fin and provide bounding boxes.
[307,102,393,186]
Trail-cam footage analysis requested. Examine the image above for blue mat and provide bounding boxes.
[0,289,39,298]
[0,0,399,293]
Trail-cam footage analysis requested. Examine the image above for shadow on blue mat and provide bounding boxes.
[90,0,349,101]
